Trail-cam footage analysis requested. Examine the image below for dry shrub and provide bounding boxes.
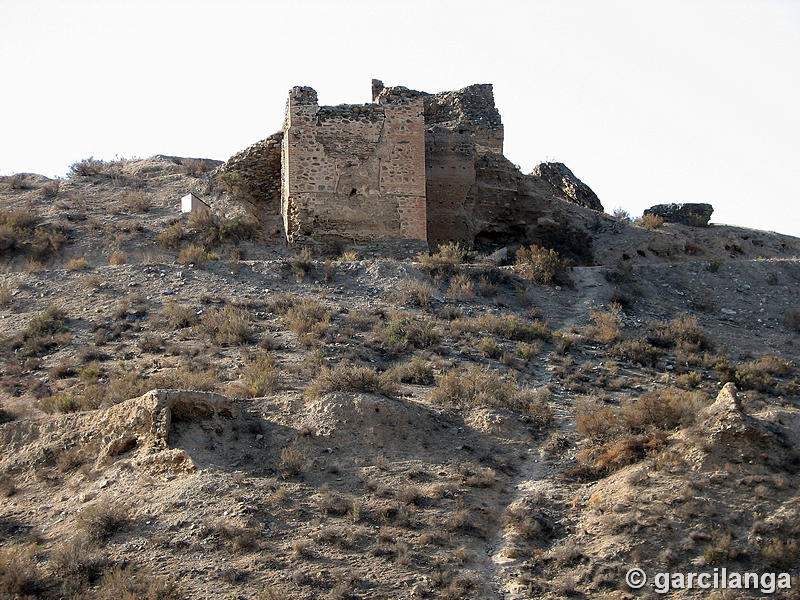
[576,388,706,446]
[0,544,43,597]
[446,273,475,301]
[76,502,130,541]
[121,190,151,213]
[109,251,127,265]
[760,537,799,568]
[0,283,12,306]
[458,463,496,488]
[516,341,543,361]
[92,565,183,600]
[430,364,553,425]
[305,365,398,400]
[623,388,707,431]
[159,301,198,329]
[514,244,571,284]
[648,314,711,352]
[69,157,109,177]
[782,309,800,332]
[212,522,261,553]
[66,257,89,271]
[279,446,306,477]
[38,394,80,413]
[156,222,186,248]
[635,213,664,230]
[289,247,313,280]
[477,336,501,358]
[285,298,330,342]
[137,333,164,353]
[610,339,663,367]
[588,305,623,344]
[371,311,441,353]
[40,180,60,198]
[318,486,352,516]
[732,354,793,391]
[394,278,435,306]
[502,502,553,540]
[199,304,251,345]
[575,398,625,442]
[177,244,206,265]
[239,353,278,397]
[578,433,666,475]
[13,306,69,357]
[474,313,551,342]
[390,356,434,384]
[419,241,466,274]
[50,534,106,588]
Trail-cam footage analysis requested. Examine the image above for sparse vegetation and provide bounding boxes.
[76,502,130,541]
[306,365,398,400]
[394,278,435,306]
[371,311,441,353]
[108,251,127,265]
[177,244,207,265]
[635,213,665,230]
[156,222,186,249]
[390,356,435,384]
[66,257,89,271]
[199,305,252,345]
[419,241,467,274]
[430,364,553,427]
[514,244,571,284]
[610,339,663,367]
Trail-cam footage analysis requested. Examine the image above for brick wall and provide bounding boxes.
[281,86,426,244]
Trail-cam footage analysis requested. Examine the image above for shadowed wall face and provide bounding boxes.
[281,87,426,244]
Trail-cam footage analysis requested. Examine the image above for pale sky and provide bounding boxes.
[2,0,799,236]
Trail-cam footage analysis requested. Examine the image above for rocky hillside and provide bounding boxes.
[1,158,799,599]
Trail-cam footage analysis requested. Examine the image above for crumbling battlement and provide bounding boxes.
[218,79,604,259]
[281,85,427,244]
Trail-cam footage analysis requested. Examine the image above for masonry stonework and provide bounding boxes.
[281,86,426,244]
[218,80,605,261]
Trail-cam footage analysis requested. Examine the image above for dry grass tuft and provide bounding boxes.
[446,273,476,301]
[199,305,252,345]
[372,312,441,353]
[394,278,435,306]
[75,502,130,541]
[156,222,186,249]
[430,365,553,427]
[239,353,279,397]
[66,257,89,271]
[108,251,127,265]
[588,304,623,344]
[635,213,664,230]
[390,356,435,384]
[514,244,571,284]
[306,365,398,400]
[419,241,467,274]
[177,244,206,265]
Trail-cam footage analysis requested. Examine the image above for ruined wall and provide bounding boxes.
[281,86,426,244]
[375,81,504,245]
[215,132,283,237]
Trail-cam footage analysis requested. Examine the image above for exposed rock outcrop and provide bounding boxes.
[644,203,713,227]
[530,162,603,211]
[215,132,282,209]
[0,389,238,477]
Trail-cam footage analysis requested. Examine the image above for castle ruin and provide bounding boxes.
[218,80,604,260]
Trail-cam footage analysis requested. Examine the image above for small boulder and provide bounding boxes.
[643,203,713,227]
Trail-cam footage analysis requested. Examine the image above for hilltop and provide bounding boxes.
[0,143,799,599]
